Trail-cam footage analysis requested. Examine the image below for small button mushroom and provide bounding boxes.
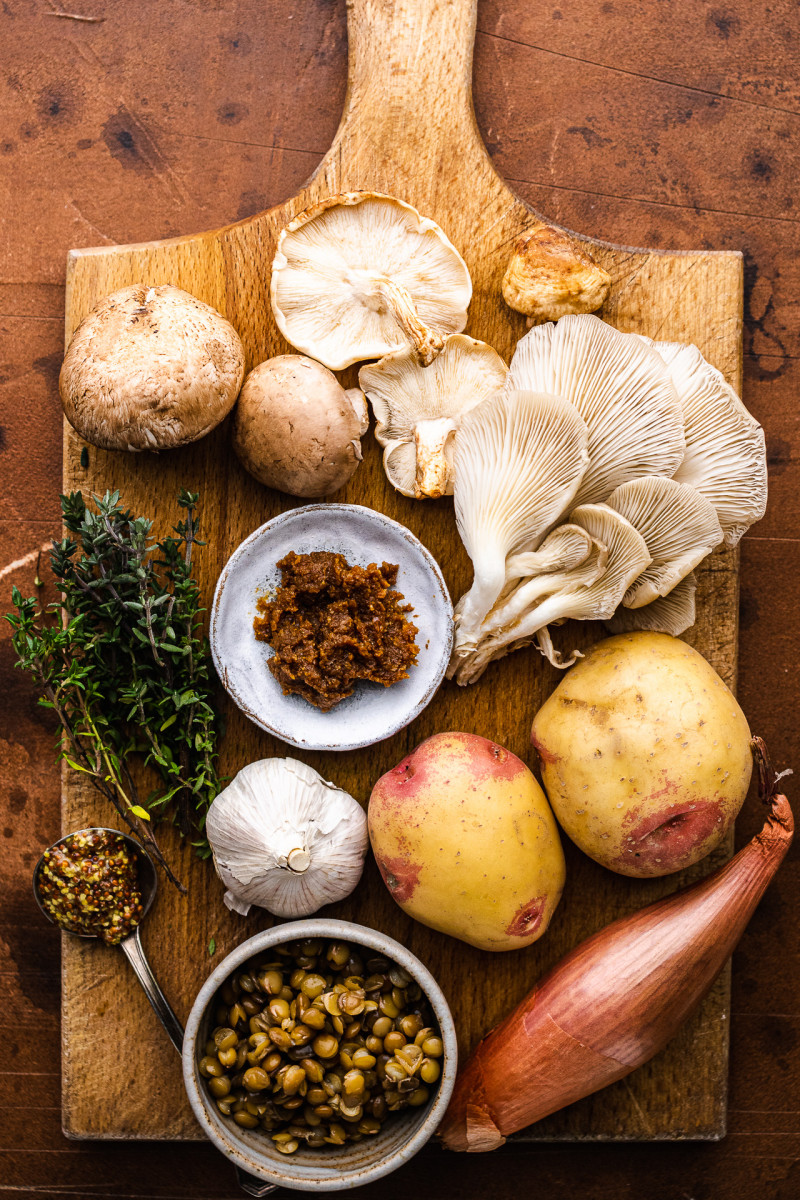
[59,284,245,451]
[502,225,612,326]
[232,355,369,498]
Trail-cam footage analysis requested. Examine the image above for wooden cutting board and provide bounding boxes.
[61,0,743,1142]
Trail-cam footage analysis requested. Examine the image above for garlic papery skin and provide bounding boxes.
[206,758,368,918]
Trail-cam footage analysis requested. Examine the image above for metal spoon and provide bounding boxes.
[33,827,276,1197]
[33,826,184,1053]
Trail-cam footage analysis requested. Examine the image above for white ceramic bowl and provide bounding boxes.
[210,504,453,751]
[182,919,457,1192]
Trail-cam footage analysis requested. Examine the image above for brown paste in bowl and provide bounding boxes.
[253,551,419,711]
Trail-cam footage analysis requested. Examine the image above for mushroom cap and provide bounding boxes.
[605,572,697,637]
[359,334,508,498]
[646,339,767,547]
[506,314,685,505]
[270,192,472,371]
[59,283,245,452]
[232,355,367,499]
[502,225,611,324]
[605,475,723,608]
[452,390,590,650]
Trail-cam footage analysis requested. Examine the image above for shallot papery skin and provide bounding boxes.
[439,738,793,1152]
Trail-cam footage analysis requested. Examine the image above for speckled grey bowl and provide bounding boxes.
[183,919,457,1192]
[209,504,453,751]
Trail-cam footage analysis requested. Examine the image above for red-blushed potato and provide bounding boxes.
[531,632,752,878]
[368,732,566,952]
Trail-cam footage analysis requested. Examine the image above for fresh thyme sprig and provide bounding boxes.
[6,489,221,892]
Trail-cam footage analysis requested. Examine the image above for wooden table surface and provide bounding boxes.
[2,1,798,1196]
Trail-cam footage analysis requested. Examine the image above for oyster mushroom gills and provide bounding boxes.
[451,390,590,654]
[605,572,698,637]
[506,315,685,507]
[446,313,767,679]
[502,224,612,326]
[232,354,369,498]
[271,192,472,370]
[205,758,368,917]
[605,476,723,608]
[643,337,768,546]
[59,283,245,451]
[359,334,508,499]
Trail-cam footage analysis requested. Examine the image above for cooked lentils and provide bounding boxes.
[199,938,443,1153]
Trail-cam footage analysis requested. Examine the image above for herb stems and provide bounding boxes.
[6,489,222,891]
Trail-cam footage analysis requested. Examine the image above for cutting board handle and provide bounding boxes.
[321,0,489,180]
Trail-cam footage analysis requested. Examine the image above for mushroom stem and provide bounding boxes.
[287,847,311,874]
[375,277,445,366]
[413,417,457,498]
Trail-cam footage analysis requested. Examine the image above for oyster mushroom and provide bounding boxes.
[505,523,595,585]
[605,476,723,608]
[59,283,246,451]
[359,334,508,499]
[605,573,697,637]
[503,225,612,326]
[451,503,651,682]
[645,339,767,547]
[270,192,472,370]
[506,315,685,506]
[451,390,590,655]
[481,534,609,640]
[232,355,369,498]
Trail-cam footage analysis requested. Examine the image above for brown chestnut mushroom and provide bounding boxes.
[232,355,369,498]
[502,225,611,326]
[59,284,246,452]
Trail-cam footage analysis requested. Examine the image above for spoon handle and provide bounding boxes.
[119,927,184,1054]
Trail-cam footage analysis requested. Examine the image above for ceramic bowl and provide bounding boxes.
[182,919,457,1192]
[210,504,453,751]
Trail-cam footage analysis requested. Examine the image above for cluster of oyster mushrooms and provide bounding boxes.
[447,316,767,680]
[58,190,767,684]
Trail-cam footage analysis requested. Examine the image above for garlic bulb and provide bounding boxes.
[206,758,368,918]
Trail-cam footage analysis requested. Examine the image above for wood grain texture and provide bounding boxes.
[57,0,744,1144]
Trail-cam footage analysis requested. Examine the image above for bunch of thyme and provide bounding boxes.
[6,489,221,891]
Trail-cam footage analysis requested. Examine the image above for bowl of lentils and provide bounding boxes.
[183,919,457,1191]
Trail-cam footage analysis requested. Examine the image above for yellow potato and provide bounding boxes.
[531,632,752,877]
[368,731,565,951]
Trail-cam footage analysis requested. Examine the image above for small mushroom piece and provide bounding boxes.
[502,225,612,326]
[452,390,590,655]
[270,192,472,370]
[358,335,508,499]
[605,476,723,608]
[507,315,685,506]
[59,284,246,452]
[648,339,767,547]
[605,573,697,637]
[232,355,368,498]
